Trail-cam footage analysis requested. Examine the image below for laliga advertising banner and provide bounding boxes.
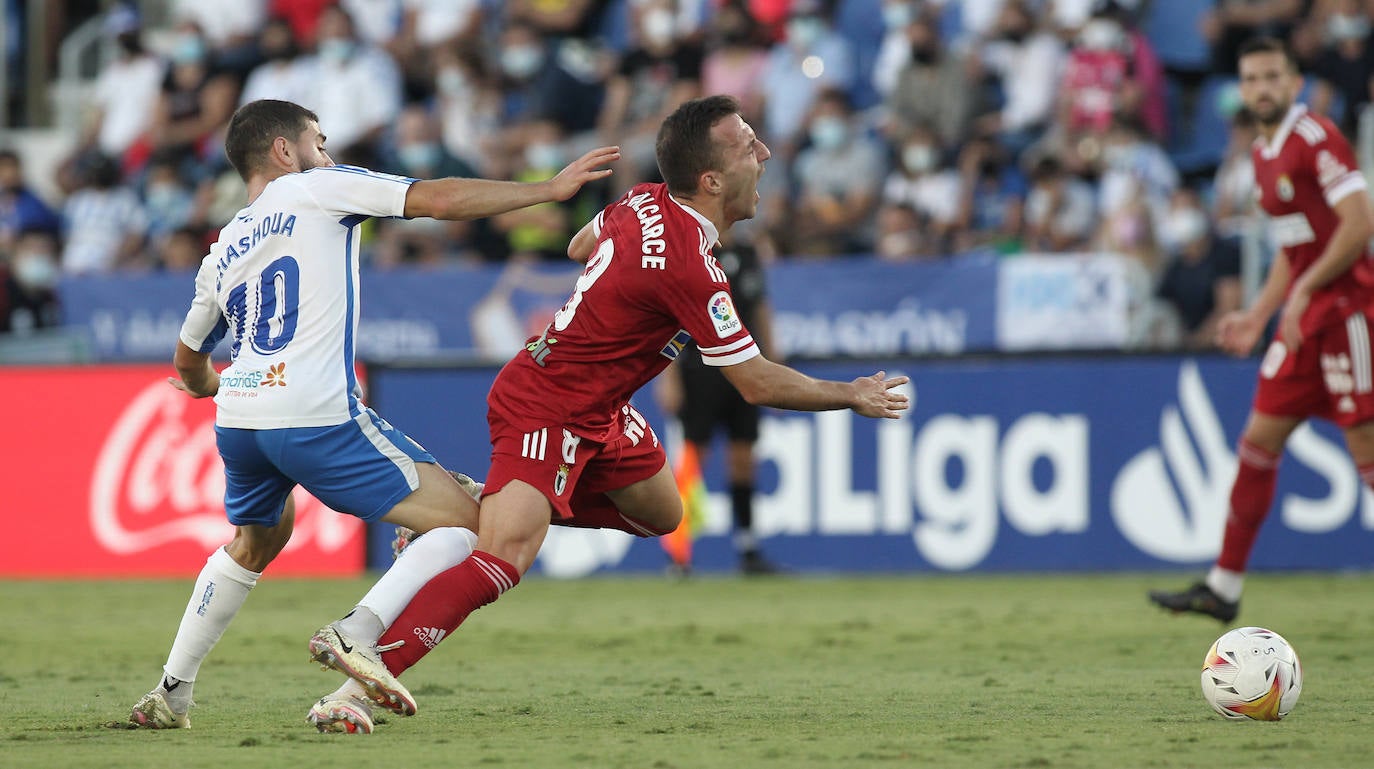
[0,366,363,577]
[366,356,1374,576]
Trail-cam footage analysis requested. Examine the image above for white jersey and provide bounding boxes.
[179,165,415,428]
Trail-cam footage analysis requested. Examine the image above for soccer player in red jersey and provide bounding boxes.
[304,95,909,727]
[1150,37,1374,621]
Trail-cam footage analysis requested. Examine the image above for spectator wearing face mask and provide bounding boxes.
[882,4,981,150]
[434,45,503,176]
[881,126,965,252]
[975,0,1065,157]
[760,0,856,153]
[0,230,62,334]
[491,20,607,168]
[702,0,771,124]
[1156,188,1242,349]
[1310,0,1374,135]
[145,21,240,178]
[86,6,166,164]
[61,155,147,275]
[239,16,309,106]
[789,89,887,255]
[299,5,402,167]
[596,0,704,188]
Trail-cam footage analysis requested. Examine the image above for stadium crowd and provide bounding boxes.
[1,0,1372,349]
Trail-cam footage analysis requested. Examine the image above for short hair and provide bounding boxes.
[1238,36,1300,73]
[224,99,319,181]
[655,94,742,197]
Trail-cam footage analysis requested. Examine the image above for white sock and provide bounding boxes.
[323,678,369,702]
[356,526,477,630]
[161,546,261,700]
[1205,567,1244,603]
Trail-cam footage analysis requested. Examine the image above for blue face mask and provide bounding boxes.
[809,116,848,150]
[318,38,354,65]
[787,17,825,49]
[171,34,205,65]
[398,142,442,171]
[881,3,913,31]
[524,143,563,170]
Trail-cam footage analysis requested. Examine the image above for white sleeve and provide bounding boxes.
[295,165,417,220]
[179,252,228,353]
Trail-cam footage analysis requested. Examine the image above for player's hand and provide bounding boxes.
[547,145,620,202]
[850,371,910,419]
[1214,310,1265,357]
[167,375,217,398]
[1277,289,1309,351]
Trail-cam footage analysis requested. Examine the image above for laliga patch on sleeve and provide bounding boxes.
[708,291,742,338]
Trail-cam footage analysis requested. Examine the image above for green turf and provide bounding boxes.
[1,573,1369,768]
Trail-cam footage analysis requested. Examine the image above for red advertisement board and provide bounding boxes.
[0,365,364,577]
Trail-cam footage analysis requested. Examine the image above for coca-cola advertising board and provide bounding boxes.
[0,365,364,576]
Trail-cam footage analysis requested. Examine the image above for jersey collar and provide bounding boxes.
[1259,103,1307,160]
[668,194,721,247]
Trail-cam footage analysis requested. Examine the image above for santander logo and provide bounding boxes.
[90,379,358,554]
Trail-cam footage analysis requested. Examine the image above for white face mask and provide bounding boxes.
[12,251,58,290]
[882,2,913,31]
[642,8,676,47]
[1329,13,1371,42]
[787,17,825,49]
[317,38,354,65]
[1162,207,1209,250]
[437,68,470,98]
[809,116,848,150]
[501,45,545,79]
[902,144,936,173]
[1077,19,1124,51]
[525,142,563,169]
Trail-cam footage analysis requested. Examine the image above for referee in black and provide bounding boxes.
[657,229,780,574]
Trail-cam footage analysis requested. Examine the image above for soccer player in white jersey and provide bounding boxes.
[128,99,619,731]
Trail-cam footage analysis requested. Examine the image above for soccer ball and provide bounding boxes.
[1200,626,1302,721]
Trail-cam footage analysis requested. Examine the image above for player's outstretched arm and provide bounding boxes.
[568,217,598,264]
[169,340,219,398]
[720,355,909,419]
[403,146,621,221]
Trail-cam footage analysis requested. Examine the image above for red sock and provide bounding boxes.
[1216,439,1281,572]
[378,551,519,676]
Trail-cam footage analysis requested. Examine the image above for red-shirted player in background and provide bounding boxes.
[301,95,910,731]
[1150,37,1374,622]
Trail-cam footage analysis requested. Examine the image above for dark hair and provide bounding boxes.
[655,94,742,196]
[224,99,319,180]
[1238,36,1299,72]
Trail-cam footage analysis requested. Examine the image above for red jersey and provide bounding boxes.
[487,183,760,442]
[1253,104,1374,333]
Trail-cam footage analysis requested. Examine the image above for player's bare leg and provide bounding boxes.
[1149,411,1302,620]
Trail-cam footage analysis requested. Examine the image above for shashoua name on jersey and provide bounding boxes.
[178,165,415,428]
[1253,104,1374,334]
[488,182,760,442]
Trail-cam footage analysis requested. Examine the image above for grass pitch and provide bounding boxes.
[2,573,1370,769]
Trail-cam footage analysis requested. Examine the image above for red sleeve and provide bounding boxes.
[1309,117,1366,207]
[661,227,759,367]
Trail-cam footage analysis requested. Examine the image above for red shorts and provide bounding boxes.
[485,403,667,521]
[1253,312,1374,428]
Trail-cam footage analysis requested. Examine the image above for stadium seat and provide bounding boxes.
[1168,75,1237,176]
[1143,0,1214,73]
[835,0,886,110]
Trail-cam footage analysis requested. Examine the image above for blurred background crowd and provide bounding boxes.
[2,0,1373,350]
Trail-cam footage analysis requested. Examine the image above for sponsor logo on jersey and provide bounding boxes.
[263,362,287,387]
[1277,174,1294,201]
[708,291,741,338]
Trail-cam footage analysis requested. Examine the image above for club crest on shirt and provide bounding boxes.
[553,463,570,496]
[708,291,740,338]
[1277,174,1294,201]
